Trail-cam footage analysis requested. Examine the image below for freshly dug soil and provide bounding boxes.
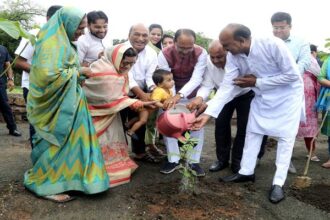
[290,183,330,213]
[129,178,257,220]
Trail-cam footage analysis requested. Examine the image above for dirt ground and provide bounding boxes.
[0,120,329,220]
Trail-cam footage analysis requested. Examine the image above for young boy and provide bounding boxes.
[126,69,174,140]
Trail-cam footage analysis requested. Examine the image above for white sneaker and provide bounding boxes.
[288,161,297,174]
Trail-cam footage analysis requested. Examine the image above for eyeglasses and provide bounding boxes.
[272,25,290,31]
[176,46,194,53]
[121,61,136,67]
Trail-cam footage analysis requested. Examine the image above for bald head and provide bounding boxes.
[129,23,149,52]
[208,39,223,51]
[219,23,251,56]
[208,40,227,69]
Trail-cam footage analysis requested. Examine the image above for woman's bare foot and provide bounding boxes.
[321,159,330,169]
[43,194,76,203]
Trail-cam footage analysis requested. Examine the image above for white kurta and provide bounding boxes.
[205,37,304,138]
[126,42,158,91]
[77,31,110,64]
[198,57,250,101]
[15,29,39,89]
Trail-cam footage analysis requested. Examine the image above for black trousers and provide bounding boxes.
[23,88,36,148]
[215,90,254,169]
[120,107,146,155]
[0,83,16,131]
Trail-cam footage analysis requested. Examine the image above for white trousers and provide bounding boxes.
[164,128,204,163]
[239,132,295,186]
[164,99,204,163]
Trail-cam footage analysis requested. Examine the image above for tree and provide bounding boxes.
[0,0,44,85]
[195,32,212,50]
[113,39,127,46]
[164,30,211,50]
[319,38,330,62]
[0,0,44,56]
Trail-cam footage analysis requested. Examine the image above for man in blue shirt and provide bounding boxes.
[0,45,21,136]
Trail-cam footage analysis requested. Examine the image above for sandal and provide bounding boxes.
[126,131,139,141]
[134,151,161,163]
[43,194,76,203]
[305,155,320,162]
[147,144,166,157]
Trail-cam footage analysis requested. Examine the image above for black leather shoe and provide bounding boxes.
[219,173,255,183]
[9,129,22,137]
[209,161,228,172]
[269,185,285,204]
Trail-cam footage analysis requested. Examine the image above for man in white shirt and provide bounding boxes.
[14,5,62,147]
[187,40,254,174]
[122,23,159,163]
[77,10,109,67]
[260,11,311,174]
[158,29,207,176]
[192,23,304,204]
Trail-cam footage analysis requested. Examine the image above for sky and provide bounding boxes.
[12,0,330,50]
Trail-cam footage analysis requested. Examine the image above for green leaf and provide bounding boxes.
[320,54,329,62]
[325,42,330,48]
[0,18,20,39]
[184,132,190,139]
[0,18,37,45]
[17,24,36,45]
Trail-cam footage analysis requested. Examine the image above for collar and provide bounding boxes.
[284,35,292,42]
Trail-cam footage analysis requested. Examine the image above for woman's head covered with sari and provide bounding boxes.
[28,7,87,146]
[90,43,137,74]
[84,43,139,115]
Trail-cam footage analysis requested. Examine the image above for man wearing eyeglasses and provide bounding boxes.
[158,29,207,176]
[260,12,311,174]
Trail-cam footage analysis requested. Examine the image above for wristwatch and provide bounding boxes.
[177,92,184,99]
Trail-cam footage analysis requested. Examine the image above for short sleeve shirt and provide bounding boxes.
[151,87,172,102]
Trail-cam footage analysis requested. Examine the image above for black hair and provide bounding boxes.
[226,23,251,41]
[174,29,196,42]
[123,48,137,59]
[152,69,172,85]
[149,24,163,35]
[87,11,108,25]
[46,5,62,18]
[310,44,317,53]
[162,34,174,43]
[149,24,163,50]
[271,12,292,25]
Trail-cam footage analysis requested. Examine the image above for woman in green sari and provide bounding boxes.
[24,7,109,202]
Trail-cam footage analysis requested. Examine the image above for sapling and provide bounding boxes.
[178,132,199,193]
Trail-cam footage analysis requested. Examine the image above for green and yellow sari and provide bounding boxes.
[24,7,109,196]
